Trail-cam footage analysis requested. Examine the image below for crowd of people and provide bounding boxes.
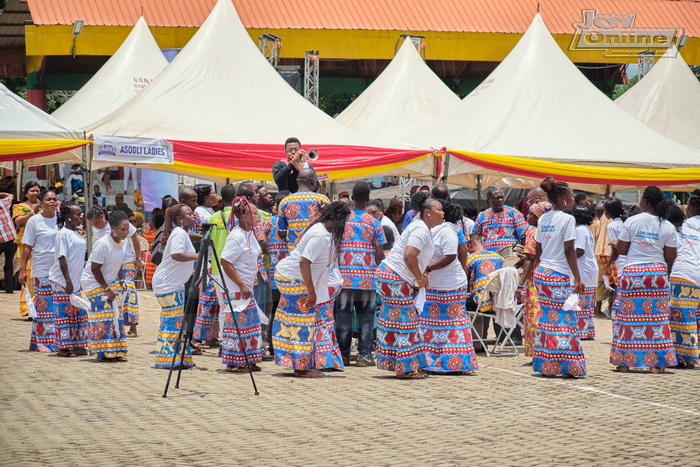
[2,151,699,379]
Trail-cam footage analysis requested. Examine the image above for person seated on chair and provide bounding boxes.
[466,233,504,345]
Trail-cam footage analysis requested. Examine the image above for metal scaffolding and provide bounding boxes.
[258,33,282,67]
[637,49,655,78]
[398,34,426,58]
[303,50,320,107]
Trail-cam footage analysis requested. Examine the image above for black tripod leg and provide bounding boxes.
[162,318,185,398]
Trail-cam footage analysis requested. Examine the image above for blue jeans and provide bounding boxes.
[335,289,376,358]
[253,273,269,341]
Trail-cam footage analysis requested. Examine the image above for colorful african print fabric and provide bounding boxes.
[609,262,676,369]
[266,214,287,290]
[576,287,596,339]
[121,262,139,325]
[474,206,527,252]
[194,278,220,343]
[522,228,541,358]
[419,286,478,373]
[51,282,88,350]
[221,293,263,367]
[668,277,699,366]
[375,263,427,376]
[466,251,504,312]
[533,267,587,378]
[313,287,344,370]
[155,288,193,369]
[84,282,128,359]
[29,276,58,352]
[272,274,320,370]
[277,191,330,250]
[339,209,385,290]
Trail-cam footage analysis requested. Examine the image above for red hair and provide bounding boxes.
[162,203,187,246]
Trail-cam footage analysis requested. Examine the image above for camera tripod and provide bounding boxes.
[162,223,259,397]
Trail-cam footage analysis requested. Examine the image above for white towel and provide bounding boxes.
[485,267,520,329]
[69,293,91,311]
[413,288,426,313]
[25,287,37,319]
[563,294,581,311]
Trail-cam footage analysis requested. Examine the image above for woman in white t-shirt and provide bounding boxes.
[20,189,59,353]
[572,206,599,340]
[611,186,679,374]
[418,201,478,374]
[668,191,700,368]
[272,201,351,378]
[375,198,442,379]
[48,203,87,357]
[533,177,586,378]
[194,183,217,223]
[80,210,130,362]
[603,198,626,303]
[152,204,198,369]
[219,197,264,372]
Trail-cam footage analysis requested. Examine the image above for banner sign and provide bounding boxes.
[93,135,173,165]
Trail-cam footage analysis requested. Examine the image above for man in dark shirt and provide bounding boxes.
[271,137,316,193]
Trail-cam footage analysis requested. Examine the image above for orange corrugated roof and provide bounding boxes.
[25,0,700,37]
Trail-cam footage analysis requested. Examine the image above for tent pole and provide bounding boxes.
[84,134,93,253]
[604,184,611,199]
[442,153,450,183]
[476,174,482,212]
[13,160,23,199]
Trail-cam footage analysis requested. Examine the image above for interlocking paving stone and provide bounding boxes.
[1,291,699,466]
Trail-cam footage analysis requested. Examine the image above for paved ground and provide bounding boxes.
[1,291,699,466]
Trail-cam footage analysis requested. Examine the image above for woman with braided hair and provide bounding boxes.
[219,196,264,372]
[534,177,586,378]
[273,201,351,378]
[152,204,198,369]
[48,202,88,357]
[611,186,678,373]
[668,190,700,368]
[418,200,478,374]
[80,210,131,362]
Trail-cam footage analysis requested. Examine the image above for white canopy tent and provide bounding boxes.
[616,45,700,152]
[409,14,700,191]
[0,83,83,168]
[52,17,168,131]
[335,37,459,140]
[89,0,434,183]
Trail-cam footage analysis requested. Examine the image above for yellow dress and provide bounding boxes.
[12,204,33,317]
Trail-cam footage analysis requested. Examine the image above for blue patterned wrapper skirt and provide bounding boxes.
[51,282,88,350]
[155,288,194,369]
[419,286,478,373]
[374,263,427,376]
[194,277,220,343]
[610,262,677,368]
[272,274,320,370]
[84,282,128,359]
[576,286,596,339]
[668,277,699,366]
[221,292,263,367]
[533,267,587,378]
[29,276,58,352]
[314,286,344,370]
[121,262,139,325]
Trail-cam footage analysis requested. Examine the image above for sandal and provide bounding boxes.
[650,367,666,374]
[192,348,204,356]
[250,364,262,372]
[293,369,325,378]
[226,365,249,373]
[396,371,426,379]
[115,356,128,362]
[58,350,77,358]
[616,366,629,372]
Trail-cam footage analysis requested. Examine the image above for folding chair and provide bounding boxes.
[134,237,149,290]
[467,290,496,357]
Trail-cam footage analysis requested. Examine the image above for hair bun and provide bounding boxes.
[540,176,555,193]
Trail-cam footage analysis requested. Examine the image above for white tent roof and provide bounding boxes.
[0,83,82,166]
[90,0,429,180]
[616,45,700,151]
[52,17,168,132]
[335,38,459,139]
[410,14,700,183]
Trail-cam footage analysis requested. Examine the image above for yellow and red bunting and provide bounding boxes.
[169,140,434,181]
[0,139,89,162]
[451,150,700,186]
